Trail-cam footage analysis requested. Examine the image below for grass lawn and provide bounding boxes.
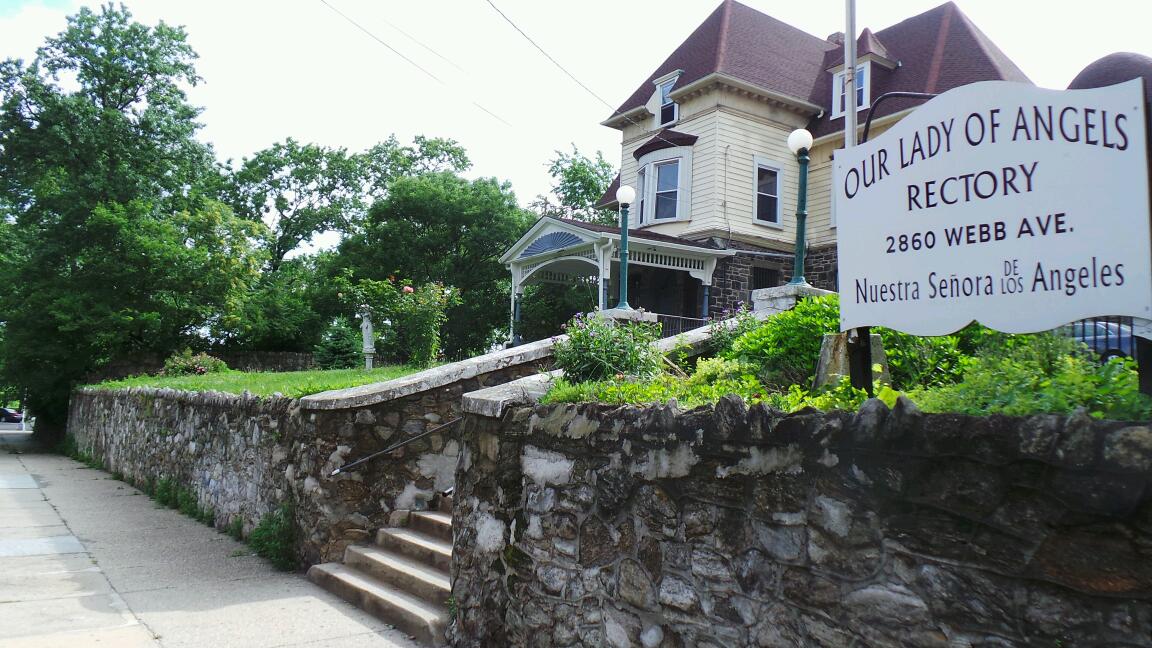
[91,365,423,399]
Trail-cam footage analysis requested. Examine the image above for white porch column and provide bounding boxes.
[509,264,521,344]
[595,241,613,311]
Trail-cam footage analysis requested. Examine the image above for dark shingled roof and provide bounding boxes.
[809,2,1031,137]
[607,0,836,121]
[606,1,1031,139]
[557,217,719,250]
[594,173,621,210]
[1068,52,1152,104]
[823,28,895,69]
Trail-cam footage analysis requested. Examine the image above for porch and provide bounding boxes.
[500,217,735,342]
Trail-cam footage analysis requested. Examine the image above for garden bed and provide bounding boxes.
[545,296,1152,421]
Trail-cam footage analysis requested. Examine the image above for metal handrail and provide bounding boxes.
[330,417,462,477]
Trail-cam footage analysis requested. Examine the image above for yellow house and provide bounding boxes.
[503,1,1030,335]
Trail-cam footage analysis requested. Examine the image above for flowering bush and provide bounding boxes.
[335,274,459,368]
[161,349,229,376]
[552,312,662,383]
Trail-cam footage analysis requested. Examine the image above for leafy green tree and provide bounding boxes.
[337,172,532,358]
[531,145,617,225]
[0,5,261,443]
[216,254,331,352]
[357,135,471,205]
[225,139,360,271]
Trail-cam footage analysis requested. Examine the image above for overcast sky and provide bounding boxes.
[2,0,1151,208]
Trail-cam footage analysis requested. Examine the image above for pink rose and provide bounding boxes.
[403,286,414,294]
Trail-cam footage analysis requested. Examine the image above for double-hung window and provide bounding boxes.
[636,168,647,224]
[654,161,679,220]
[831,63,869,118]
[753,156,782,226]
[658,80,678,126]
[633,144,692,224]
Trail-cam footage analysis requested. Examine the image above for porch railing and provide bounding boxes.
[656,314,708,339]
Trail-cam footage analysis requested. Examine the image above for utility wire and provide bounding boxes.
[483,0,696,197]
[485,0,614,110]
[318,0,513,127]
[319,0,444,84]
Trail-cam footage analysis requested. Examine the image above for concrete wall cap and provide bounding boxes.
[301,337,556,411]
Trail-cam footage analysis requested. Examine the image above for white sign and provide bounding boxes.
[834,80,1151,334]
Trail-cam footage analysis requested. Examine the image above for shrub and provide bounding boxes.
[726,295,839,387]
[707,302,759,355]
[336,274,459,368]
[162,349,228,376]
[552,313,662,383]
[249,503,296,570]
[313,318,362,369]
[910,333,1152,420]
[727,294,967,389]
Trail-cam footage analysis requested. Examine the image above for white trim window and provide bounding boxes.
[658,79,678,126]
[831,63,869,118]
[636,167,647,224]
[753,155,783,226]
[654,161,679,220]
[634,145,693,225]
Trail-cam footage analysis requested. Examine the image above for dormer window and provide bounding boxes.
[659,79,678,125]
[651,70,682,128]
[831,63,869,118]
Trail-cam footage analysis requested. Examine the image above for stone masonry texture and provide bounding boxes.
[66,358,545,567]
[451,396,1152,647]
[704,242,838,320]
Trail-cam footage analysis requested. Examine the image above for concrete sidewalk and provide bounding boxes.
[0,430,422,648]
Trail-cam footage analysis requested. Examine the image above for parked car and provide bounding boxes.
[1061,320,1134,361]
[0,407,23,423]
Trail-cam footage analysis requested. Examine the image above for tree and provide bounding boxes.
[336,172,532,358]
[357,135,471,205]
[531,145,617,225]
[0,5,261,443]
[215,254,332,352]
[224,139,361,271]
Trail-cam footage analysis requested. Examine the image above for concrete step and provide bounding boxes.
[377,527,452,572]
[307,562,448,647]
[344,544,450,606]
[409,511,453,543]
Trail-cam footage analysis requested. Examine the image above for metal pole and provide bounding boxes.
[788,147,810,285]
[617,202,631,309]
[843,0,872,397]
[512,292,523,346]
[701,284,711,319]
[844,0,857,149]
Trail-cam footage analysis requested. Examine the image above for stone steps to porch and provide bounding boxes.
[307,498,453,647]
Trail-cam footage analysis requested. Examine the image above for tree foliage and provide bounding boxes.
[224,139,360,271]
[337,172,532,358]
[531,145,617,225]
[0,5,261,442]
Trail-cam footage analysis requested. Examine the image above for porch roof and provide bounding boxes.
[501,216,731,265]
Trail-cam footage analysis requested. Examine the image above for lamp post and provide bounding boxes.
[787,128,813,285]
[615,184,636,309]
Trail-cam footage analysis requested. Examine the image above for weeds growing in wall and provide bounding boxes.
[248,503,296,570]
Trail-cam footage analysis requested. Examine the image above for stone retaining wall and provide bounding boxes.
[451,395,1152,647]
[67,340,553,565]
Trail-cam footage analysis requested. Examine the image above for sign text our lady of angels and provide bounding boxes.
[834,79,1150,334]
